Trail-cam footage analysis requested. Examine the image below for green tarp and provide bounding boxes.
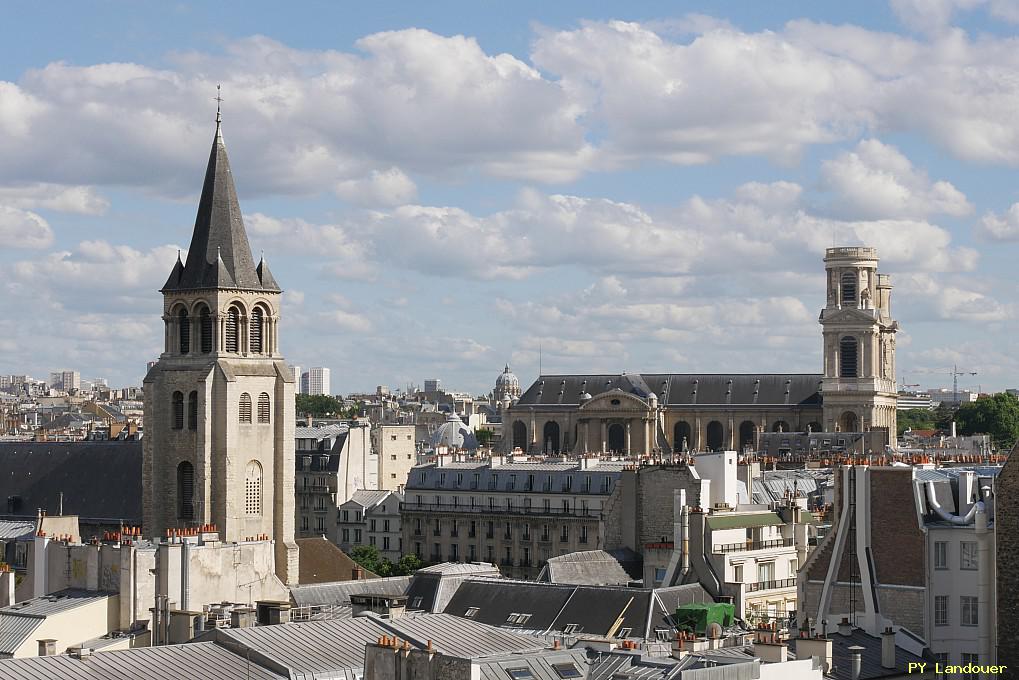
[674,602,735,634]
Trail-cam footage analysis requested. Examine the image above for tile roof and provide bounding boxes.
[295,537,378,585]
[347,489,391,507]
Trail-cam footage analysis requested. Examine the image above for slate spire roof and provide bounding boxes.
[162,115,269,292]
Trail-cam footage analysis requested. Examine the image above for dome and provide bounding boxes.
[431,411,479,451]
[496,364,519,388]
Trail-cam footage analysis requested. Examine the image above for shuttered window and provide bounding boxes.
[239,393,252,423]
[257,393,270,423]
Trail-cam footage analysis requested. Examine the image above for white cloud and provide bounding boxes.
[319,309,373,333]
[0,184,109,215]
[0,205,54,248]
[335,167,417,207]
[890,0,984,34]
[977,203,1019,240]
[12,241,181,292]
[820,139,971,220]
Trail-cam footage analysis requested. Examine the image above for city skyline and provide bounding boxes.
[1,2,1018,394]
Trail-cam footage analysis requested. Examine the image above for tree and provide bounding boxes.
[955,393,1019,449]
[295,394,343,417]
[349,545,393,577]
[392,553,425,576]
[897,408,935,436]
[475,428,494,447]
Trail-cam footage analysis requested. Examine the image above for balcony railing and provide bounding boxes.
[713,538,793,554]
[747,578,797,592]
[400,501,594,518]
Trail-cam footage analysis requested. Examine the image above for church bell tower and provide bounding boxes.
[143,110,299,584]
[819,247,898,445]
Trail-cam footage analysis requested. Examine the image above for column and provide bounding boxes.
[625,420,632,456]
[695,417,702,452]
[601,420,607,454]
[644,418,651,456]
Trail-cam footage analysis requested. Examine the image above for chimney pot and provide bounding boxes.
[881,627,896,669]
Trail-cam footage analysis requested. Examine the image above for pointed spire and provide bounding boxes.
[167,97,266,292]
[160,250,185,291]
[256,252,280,291]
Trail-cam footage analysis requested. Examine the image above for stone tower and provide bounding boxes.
[143,114,299,584]
[819,247,898,444]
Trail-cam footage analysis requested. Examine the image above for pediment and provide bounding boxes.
[581,388,650,411]
[821,307,880,325]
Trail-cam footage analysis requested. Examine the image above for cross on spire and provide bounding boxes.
[215,84,223,124]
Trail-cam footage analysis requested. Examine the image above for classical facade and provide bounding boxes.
[504,246,899,454]
[143,114,299,584]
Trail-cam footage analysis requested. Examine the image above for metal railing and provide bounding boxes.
[747,578,797,592]
[400,501,594,518]
[713,538,793,554]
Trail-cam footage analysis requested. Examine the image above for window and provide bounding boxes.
[383,536,390,550]
[250,307,264,354]
[840,337,858,378]
[354,529,361,542]
[370,519,377,532]
[654,567,666,583]
[560,526,569,542]
[384,519,390,532]
[187,391,198,430]
[934,653,949,680]
[961,653,980,680]
[316,517,325,532]
[225,305,240,353]
[245,461,262,516]
[342,529,349,542]
[960,541,978,570]
[239,393,252,423]
[178,308,190,354]
[342,510,349,522]
[177,461,195,521]
[411,596,424,609]
[934,595,948,626]
[301,516,309,531]
[934,541,948,569]
[507,669,536,680]
[580,525,588,544]
[369,535,376,546]
[505,613,532,625]
[172,391,184,429]
[464,606,480,618]
[732,564,743,583]
[789,558,798,573]
[552,663,582,679]
[199,307,213,353]
[257,393,270,423]
[617,627,632,639]
[757,561,775,583]
[841,272,857,306]
[961,596,978,626]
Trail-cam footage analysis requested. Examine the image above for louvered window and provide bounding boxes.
[187,391,198,430]
[178,309,190,354]
[172,391,184,430]
[177,461,195,521]
[225,306,240,353]
[239,393,252,423]
[250,307,264,354]
[840,337,858,378]
[841,272,857,307]
[257,393,271,423]
[199,308,213,353]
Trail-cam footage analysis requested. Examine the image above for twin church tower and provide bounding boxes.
[142,113,298,583]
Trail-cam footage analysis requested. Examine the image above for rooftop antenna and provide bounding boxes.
[538,342,542,377]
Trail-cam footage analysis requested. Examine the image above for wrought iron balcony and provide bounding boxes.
[712,538,793,554]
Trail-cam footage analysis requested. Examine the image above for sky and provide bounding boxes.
[1,0,1018,395]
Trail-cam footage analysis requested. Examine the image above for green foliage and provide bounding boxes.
[348,544,425,578]
[897,408,935,436]
[955,392,1019,449]
[295,394,343,417]
[475,428,494,446]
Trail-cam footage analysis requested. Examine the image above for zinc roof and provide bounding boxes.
[705,512,783,530]
[0,642,283,680]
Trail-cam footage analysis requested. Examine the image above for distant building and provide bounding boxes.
[423,378,441,393]
[302,367,331,396]
[48,370,80,393]
[295,421,375,538]
[289,364,303,390]
[372,424,416,490]
[336,489,404,562]
[897,392,933,411]
[493,365,521,403]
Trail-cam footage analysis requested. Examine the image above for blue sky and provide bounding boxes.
[1,1,1017,395]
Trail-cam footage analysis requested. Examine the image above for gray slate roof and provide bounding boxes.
[163,122,274,292]
[0,590,117,656]
[0,442,142,522]
[0,642,284,679]
[289,576,412,607]
[829,628,931,679]
[0,520,36,540]
[539,550,633,586]
[516,373,823,408]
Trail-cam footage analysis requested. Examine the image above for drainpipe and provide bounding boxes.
[925,482,980,525]
[976,494,992,664]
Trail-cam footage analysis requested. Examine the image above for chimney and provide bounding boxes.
[0,567,14,607]
[849,645,864,680]
[752,637,787,663]
[305,414,313,427]
[794,637,833,675]
[837,617,852,636]
[881,627,896,669]
[68,645,92,661]
[37,639,57,656]
[230,607,257,629]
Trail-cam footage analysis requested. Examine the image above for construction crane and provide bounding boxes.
[916,365,977,405]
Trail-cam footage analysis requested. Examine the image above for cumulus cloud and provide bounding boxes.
[0,205,53,248]
[977,203,1019,241]
[820,139,971,220]
[0,183,109,215]
[335,167,417,207]
[12,241,182,296]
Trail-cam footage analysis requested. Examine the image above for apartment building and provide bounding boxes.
[295,422,375,538]
[336,489,404,562]
[401,455,623,578]
[373,424,416,490]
